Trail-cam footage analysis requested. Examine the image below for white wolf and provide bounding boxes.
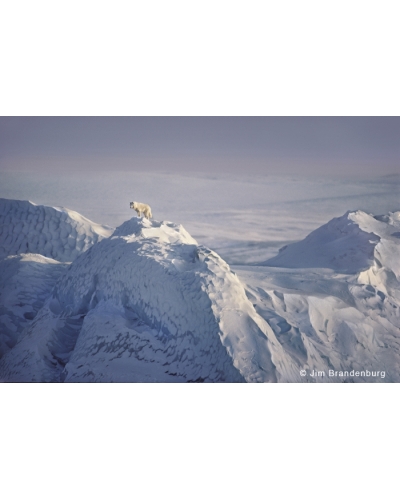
[130,201,153,219]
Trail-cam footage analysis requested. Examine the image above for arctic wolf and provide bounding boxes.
[130,201,153,219]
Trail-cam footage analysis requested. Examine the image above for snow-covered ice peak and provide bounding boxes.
[112,216,198,245]
[0,198,114,262]
[264,210,400,274]
[0,215,282,382]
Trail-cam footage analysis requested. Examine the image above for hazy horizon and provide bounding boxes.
[1,117,399,178]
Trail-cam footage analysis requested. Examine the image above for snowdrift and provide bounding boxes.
[1,202,399,383]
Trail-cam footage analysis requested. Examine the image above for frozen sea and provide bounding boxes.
[0,169,398,264]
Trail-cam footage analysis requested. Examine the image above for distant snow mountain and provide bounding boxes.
[263,210,400,273]
[1,200,399,382]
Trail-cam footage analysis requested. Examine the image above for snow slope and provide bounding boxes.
[1,204,399,383]
[236,265,400,382]
[234,210,400,382]
[264,210,399,273]
[0,198,114,262]
[0,217,289,383]
[0,254,68,357]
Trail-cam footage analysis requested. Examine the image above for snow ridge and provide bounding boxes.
[0,198,114,262]
[0,217,281,382]
[264,210,388,273]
